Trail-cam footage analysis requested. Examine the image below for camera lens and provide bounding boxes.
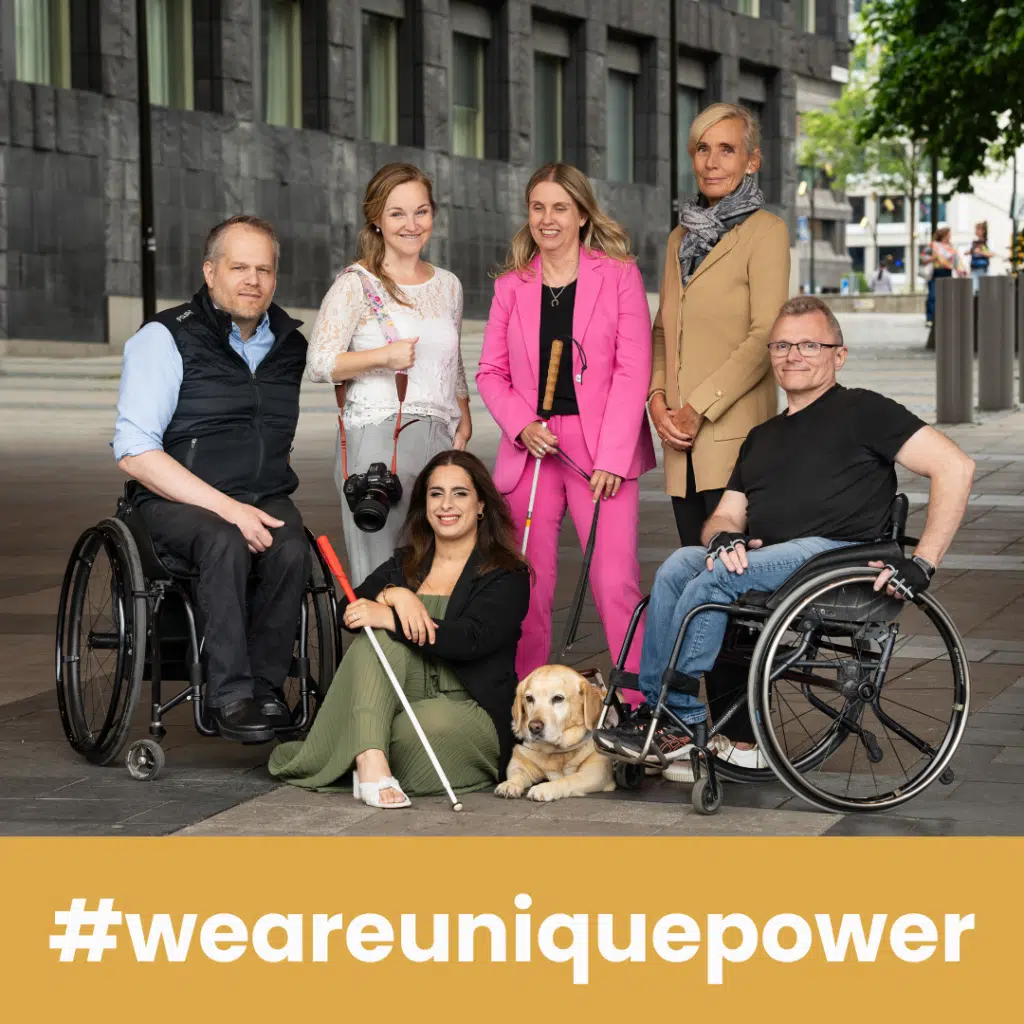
[352,487,390,533]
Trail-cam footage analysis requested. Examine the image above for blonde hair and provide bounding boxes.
[687,103,761,159]
[356,163,437,306]
[496,162,633,277]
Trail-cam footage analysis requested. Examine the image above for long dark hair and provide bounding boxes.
[397,451,529,586]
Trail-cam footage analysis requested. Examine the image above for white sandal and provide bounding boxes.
[352,769,412,809]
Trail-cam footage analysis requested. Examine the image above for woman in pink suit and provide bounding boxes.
[477,163,655,686]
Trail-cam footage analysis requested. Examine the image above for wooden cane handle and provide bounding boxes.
[541,339,564,417]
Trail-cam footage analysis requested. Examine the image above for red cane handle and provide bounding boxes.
[315,535,357,603]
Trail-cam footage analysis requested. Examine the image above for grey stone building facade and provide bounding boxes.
[0,0,849,346]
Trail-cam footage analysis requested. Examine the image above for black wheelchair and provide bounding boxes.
[55,485,339,780]
[596,495,970,816]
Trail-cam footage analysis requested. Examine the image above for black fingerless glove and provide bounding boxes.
[707,531,749,561]
[883,555,935,600]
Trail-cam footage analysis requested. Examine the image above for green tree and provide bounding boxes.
[800,50,934,288]
[859,0,1024,193]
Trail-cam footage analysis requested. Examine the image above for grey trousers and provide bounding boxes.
[335,413,453,586]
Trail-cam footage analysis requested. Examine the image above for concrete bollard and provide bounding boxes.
[977,275,1016,411]
[935,276,974,424]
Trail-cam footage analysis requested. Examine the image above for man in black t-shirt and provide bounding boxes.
[597,295,976,767]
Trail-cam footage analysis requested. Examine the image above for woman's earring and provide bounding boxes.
[477,510,484,521]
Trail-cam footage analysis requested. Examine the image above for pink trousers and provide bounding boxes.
[504,416,645,694]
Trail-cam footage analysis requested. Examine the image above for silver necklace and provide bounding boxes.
[544,274,577,307]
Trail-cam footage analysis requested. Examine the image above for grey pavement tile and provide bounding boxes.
[900,819,1024,837]
[982,651,1024,665]
[0,821,177,836]
[992,747,1024,765]
[958,727,1024,747]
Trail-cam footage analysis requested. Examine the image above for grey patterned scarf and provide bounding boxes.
[678,174,765,285]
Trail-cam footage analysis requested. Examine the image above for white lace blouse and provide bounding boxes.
[306,265,469,434]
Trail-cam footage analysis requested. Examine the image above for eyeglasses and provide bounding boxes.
[767,341,843,356]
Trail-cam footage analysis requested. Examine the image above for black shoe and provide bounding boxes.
[207,698,275,744]
[257,696,293,730]
[594,706,653,757]
[605,717,707,765]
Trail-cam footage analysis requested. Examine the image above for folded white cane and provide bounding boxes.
[316,536,463,812]
[521,338,564,557]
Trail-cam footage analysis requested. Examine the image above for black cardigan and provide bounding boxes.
[343,548,531,779]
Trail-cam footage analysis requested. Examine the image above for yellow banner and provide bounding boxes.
[0,837,1014,1021]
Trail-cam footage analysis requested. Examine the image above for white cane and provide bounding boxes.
[316,535,464,812]
[521,338,564,556]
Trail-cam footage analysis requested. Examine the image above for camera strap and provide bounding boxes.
[333,265,417,480]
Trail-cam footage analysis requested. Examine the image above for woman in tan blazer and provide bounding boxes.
[648,102,790,764]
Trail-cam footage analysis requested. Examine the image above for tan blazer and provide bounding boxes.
[650,208,790,497]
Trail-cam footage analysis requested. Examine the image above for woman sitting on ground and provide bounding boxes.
[269,450,531,807]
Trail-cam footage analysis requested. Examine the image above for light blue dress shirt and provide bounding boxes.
[112,312,274,461]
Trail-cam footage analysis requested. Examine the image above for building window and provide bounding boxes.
[146,0,194,109]
[14,0,70,88]
[877,195,906,224]
[534,53,564,165]
[263,0,302,128]
[849,246,865,274]
[362,12,399,143]
[737,0,760,17]
[919,196,948,223]
[607,70,636,183]
[452,33,485,158]
[849,196,866,223]
[878,245,907,272]
[677,85,702,198]
[799,0,816,33]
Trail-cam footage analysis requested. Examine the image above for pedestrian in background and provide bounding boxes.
[477,162,654,691]
[306,163,472,586]
[922,226,966,326]
[966,221,995,295]
[870,255,894,294]
[647,102,790,770]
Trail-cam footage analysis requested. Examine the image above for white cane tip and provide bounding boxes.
[452,802,464,813]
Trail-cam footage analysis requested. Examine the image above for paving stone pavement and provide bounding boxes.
[2,312,1024,837]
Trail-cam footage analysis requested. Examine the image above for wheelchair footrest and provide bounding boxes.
[608,668,639,691]
[662,668,700,697]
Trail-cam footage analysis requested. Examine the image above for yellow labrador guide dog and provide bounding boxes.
[494,665,616,801]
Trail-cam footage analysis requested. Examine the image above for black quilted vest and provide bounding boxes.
[137,286,307,505]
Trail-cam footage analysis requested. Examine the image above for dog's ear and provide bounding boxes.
[511,676,530,739]
[582,680,605,731]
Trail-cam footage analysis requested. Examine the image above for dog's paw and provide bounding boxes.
[526,782,563,802]
[494,780,526,799]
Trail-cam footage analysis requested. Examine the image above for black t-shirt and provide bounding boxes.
[726,385,925,545]
[537,282,579,416]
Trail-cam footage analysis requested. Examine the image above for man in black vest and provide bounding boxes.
[112,215,310,743]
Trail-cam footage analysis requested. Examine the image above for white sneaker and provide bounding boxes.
[715,740,768,770]
[663,761,694,783]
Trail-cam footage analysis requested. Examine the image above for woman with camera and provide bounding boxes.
[269,451,530,808]
[476,163,654,690]
[307,163,472,585]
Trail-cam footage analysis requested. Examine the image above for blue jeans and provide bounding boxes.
[638,538,852,724]
[926,268,952,322]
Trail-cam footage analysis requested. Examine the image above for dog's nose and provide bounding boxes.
[528,720,544,737]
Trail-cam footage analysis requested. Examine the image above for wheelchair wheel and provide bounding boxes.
[749,567,970,814]
[613,761,645,791]
[282,544,336,730]
[691,776,722,815]
[56,519,147,765]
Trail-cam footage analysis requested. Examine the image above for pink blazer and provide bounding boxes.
[477,247,656,494]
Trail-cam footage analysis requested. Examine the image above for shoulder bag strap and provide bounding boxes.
[335,265,413,480]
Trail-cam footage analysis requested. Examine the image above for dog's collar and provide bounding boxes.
[522,730,593,755]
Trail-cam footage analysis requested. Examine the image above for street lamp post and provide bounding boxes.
[135,0,157,323]
[669,0,679,229]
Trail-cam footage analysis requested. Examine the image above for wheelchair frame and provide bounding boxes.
[55,488,340,780]
[595,496,971,816]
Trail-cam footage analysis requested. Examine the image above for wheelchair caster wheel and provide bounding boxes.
[126,739,165,781]
[613,761,646,791]
[939,767,955,786]
[691,776,722,815]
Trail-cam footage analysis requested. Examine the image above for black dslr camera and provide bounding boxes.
[343,462,403,533]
